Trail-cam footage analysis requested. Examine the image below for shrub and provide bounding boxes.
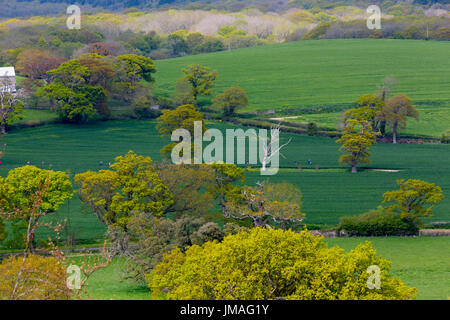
[126,215,223,282]
[148,228,417,300]
[0,217,7,243]
[369,30,384,39]
[193,39,225,54]
[338,208,419,237]
[191,222,225,245]
[133,105,161,119]
[223,222,248,236]
[327,131,340,138]
[398,25,424,39]
[432,27,450,41]
[441,131,450,144]
[302,22,332,40]
[307,122,318,136]
[0,254,71,300]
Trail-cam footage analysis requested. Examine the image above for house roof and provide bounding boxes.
[0,67,15,77]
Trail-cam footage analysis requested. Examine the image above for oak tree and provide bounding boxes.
[345,94,384,131]
[382,179,443,225]
[40,60,107,122]
[224,182,304,228]
[182,64,218,102]
[212,85,248,116]
[16,49,65,81]
[0,166,73,252]
[156,104,206,159]
[75,151,173,255]
[377,94,419,144]
[337,119,378,173]
[115,54,156,89]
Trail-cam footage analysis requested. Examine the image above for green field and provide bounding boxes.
[81,236,450,300]
[16,109,59,124]
[1,120,449,244]
[154,39,450,137]
[326,237,450,300]
[69,257,150,300]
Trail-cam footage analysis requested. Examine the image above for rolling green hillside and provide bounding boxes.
[155,39,450,109]
[154,39,450,136]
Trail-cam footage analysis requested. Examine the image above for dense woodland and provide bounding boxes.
[1,0,449,17]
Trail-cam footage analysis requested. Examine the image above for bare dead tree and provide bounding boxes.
[260,123,291,172]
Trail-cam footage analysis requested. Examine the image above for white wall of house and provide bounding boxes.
[0,67,17,93]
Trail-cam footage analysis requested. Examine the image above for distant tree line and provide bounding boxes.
[2,0,449,18]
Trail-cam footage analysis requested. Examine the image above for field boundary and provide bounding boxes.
[310,229,450,238]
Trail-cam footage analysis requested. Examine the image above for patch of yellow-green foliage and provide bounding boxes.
[148,228,417,300]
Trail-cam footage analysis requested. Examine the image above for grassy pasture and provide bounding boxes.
[154,39,450,137]
[0,120,449,244]
[154,39,450,109]
[15,109,59,124]
[326,237,450,300]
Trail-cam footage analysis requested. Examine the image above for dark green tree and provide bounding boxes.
[212,86,248,116]
[182,64,218,102]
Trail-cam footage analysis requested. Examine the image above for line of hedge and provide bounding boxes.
[337,209,419,237]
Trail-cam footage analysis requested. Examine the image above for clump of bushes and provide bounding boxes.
[125,214,224,282]
[441,130,450,144]
[133,105,161,119]
[191,222,225,245]
[148,228,417,300]
[432,27,450,41]
[302,22,332,40]
[338,207,419,237]
[307,122,318,136]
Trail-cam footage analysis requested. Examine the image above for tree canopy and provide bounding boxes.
[378,94,419,144]
[337,119,379,173]
[224,182,304,228]
[156,104,206,159]
[212,85,248,116]
[382,179,444,224]
[0,254,71,300]
[116,54,157,88]
[182,64,218,102]
[75,151,173,254]
[345,94,384,131]
[40,60,107,123]
[0,165,73,252]
[148,228,417,300]
[0,87,25,134]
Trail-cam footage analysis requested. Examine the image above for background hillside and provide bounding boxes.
[154,39,450,137]
[1,0,449,17]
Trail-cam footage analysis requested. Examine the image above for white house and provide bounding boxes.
[0,67,17,93]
